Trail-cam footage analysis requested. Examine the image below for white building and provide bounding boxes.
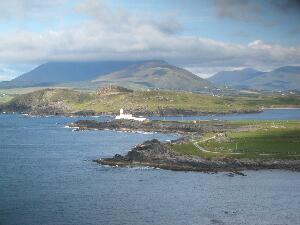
[115,109,146,121]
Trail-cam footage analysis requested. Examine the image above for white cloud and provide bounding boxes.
[0,0,299,80]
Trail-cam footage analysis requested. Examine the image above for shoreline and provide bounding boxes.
[69,119,300,173]
[96,158,300,173]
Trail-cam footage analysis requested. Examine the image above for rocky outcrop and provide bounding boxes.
[97,139,300,172]
[73,110,96,116]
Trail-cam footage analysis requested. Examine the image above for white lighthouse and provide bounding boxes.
[115,108,146,121]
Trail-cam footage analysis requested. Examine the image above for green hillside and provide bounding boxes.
[172,121,300,160]
[0,87,256,115]
[1,86,300,115]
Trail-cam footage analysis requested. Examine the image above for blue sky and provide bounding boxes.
[0,0,300,80]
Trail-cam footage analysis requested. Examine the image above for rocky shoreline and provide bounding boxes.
[96,139,300,173]
[70,119,300,172]
[69,119,228,135]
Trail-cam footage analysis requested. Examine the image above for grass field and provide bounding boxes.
[172,121,300,160]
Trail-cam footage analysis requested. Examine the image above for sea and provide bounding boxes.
[1,109,300,225]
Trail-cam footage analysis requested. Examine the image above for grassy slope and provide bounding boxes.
[1,88,300,114]
[172,121,300,160]
[71,90,260,114]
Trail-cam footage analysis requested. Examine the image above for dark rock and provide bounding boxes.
[73,110,96,116]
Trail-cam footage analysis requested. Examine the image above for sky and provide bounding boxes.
[0,0,300,81]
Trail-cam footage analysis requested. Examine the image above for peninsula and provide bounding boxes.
[70,119,300,172]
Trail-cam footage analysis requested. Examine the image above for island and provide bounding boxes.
[69,119,300,172]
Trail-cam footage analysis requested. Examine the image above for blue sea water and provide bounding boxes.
[0,113,300,225]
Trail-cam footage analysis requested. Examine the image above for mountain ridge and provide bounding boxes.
[12,61,152,83]
[92,60,214,91]
[0,60,215,92]
[208,68,264,86]
[208,66,300,90]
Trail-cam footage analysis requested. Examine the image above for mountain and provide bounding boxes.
[2,61,141,88]
[242,66,300,91]
[0,60,215,92]
[92,60,214,91]
[208,66,300,91]
[208,68,264,86]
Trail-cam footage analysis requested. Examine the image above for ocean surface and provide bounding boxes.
[1,111,300,225]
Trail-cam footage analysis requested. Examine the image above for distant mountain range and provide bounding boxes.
[208,66,300,91]
[0,60,214,92]
[1,61,143,88]
[208,68,264,86]
[2,60,299,92]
